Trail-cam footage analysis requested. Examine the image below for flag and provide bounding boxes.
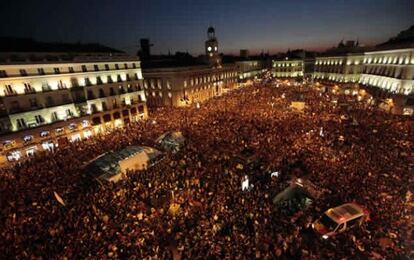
[53,192,65,206]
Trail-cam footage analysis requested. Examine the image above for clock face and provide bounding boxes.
[207,46,212,51]
[214,46,218,51]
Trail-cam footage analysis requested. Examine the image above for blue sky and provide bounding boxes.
[1,0,413,55]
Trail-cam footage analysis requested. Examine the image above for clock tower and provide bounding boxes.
[205,27,221,67]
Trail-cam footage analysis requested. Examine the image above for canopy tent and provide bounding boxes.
[290,101,305,112]
[84,146,162,183]
[273,178,324,215]
[156,131,185,153]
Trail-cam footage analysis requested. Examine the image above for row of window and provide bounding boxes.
[142,72,236,91]
[144,79,238,100]
[4,119,90,146]
[273,63,302,67]
[3,105,147,161]
[2,73,141,96]
[12,94,143,130]
[362,66,408,79]
[7,88,142,115]
[360,76,413,95]
[274,68,303,72]
[15,109,75,130]
[315,60,344,65]
[313,74,359,83]
[8,94,73,112]
[363,56,411,65]
[0,62,139,78]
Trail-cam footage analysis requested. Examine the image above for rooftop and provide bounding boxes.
[0,37,123,53]
[0,38,137,64]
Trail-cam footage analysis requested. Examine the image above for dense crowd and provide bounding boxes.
[0,80,413,259]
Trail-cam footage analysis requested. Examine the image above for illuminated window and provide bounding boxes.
[35,115,44,124]
[0,70,7,77]
[16,118,26,129]
[55,127,64,134]
[40,131,49,137]
[7,151,21,162]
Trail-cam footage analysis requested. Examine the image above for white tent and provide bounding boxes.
[85,146,162,183]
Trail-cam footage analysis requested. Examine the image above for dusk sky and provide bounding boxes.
[1,0,413,55]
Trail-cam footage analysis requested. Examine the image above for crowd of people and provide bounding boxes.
[0,79,412,259]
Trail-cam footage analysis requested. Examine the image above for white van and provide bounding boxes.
[312,203,369,239]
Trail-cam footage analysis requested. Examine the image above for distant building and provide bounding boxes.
[272,58,304,78]
[240,49,249,59]
[138,39,152,60]
[359,26,414,96]
[313,53,364,85]
[312,40,366,85]
[235,60,266,81]
[142,64,237,107]
[141,27,238,108]
[0,39,147,164]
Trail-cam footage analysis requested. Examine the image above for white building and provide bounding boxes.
[272,58,304,78]
[0,42,148,164]
[359,48,414,95]
[313,53,363,84]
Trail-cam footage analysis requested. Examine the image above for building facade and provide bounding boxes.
[272,59,304,78]
[313,53,364,85]
[359,48,414,95]
[0,52,147,164]
[142,64,238,107]
[235,60,266,82]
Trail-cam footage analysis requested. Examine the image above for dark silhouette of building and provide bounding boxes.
[138,39,152,60]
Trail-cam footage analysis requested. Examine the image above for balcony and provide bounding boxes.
[4,90,17,96]
[9,104,45,114]
[24,88,37,94]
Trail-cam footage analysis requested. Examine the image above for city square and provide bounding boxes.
[1,79,412,258]
[0,0,413,258]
